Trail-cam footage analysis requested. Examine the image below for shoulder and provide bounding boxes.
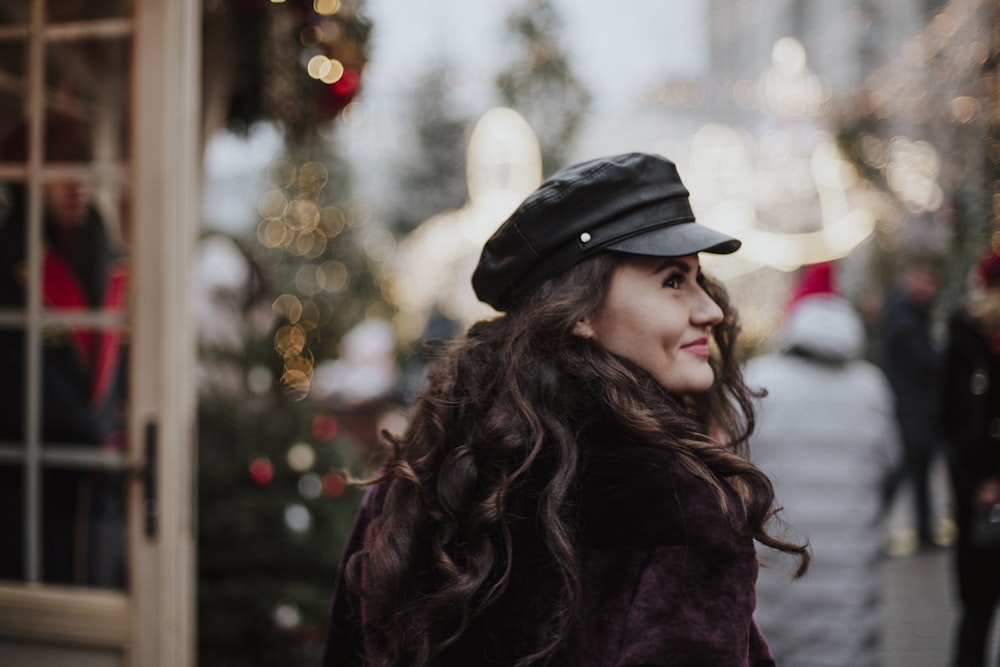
[577,424,747,551]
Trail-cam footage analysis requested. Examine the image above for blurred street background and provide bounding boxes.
[884,546,957,667]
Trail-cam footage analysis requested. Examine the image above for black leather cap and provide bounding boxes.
[471,152,741,311]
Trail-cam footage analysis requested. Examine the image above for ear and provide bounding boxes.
[573,316,594,339]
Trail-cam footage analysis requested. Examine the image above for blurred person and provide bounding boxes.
[941,248,1000,667]
[0,114,127,587]
[747,264,899,666]
[879,255,945,548]
[322,153,809,666]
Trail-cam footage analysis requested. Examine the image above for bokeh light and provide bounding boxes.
[248,457,274,485]
[287,442,316,472]
[284,504,311,532]
[311,413,339,441]
[298,473,323,499]
[321,471,346,498]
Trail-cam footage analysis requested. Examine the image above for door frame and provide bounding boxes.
[128,0,201,664]
[0,1,201,664]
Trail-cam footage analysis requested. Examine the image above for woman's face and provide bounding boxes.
[577,253,724,395]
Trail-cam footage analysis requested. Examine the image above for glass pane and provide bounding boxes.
[46,37,131,164]
[0,25,132,587]
[41,321,128,446]
[37,178,129,590]
[0,41,26,143]
[1,463,127,587]
[0,464,24,579]
[0,2,28,25]
[0,183,28,447]
[42,466,126,587]
[47,0,131,23]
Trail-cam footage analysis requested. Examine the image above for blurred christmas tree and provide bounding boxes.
[495,0,591,174]
[196,2,395,665]
[389,63,472,233]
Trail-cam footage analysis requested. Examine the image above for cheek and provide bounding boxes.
[593,312,681,371]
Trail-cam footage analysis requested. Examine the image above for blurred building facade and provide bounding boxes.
[691,0,996,343]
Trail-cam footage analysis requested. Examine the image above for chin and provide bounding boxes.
[659,375,715,396]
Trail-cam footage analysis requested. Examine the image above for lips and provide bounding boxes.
[680,337,711,358]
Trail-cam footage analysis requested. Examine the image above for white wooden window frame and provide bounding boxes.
[0,1,200,665]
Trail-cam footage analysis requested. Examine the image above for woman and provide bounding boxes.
[322,152,809,666]
[942,249,1000,667]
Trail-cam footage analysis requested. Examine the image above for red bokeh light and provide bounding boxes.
[322,471,346,498]
[249,457,274,485]
[311,413,339,441]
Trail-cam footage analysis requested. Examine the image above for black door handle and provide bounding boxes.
[140,420,158,539]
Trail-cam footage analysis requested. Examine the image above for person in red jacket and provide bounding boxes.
[322,153,809,666]
[0,114,127,587]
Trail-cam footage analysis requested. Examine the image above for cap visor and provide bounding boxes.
[606,221,741,257]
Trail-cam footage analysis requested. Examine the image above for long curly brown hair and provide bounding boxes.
[345,252,810,667]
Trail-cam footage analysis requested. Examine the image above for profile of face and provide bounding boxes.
[44,180,91,229]
[575,253,724,395]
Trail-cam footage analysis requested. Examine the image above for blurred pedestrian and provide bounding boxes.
[322,152,809,666]
[747,264,899,666]
[880,255,945,548]
[941,248,1000,667]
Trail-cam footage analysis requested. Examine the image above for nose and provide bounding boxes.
[692,287,724,327]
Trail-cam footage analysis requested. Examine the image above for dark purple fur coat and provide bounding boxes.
[322,415,775,666]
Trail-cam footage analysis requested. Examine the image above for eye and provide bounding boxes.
[662,270,686,289]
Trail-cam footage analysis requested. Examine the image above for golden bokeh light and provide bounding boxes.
[299,300,321,328]
[295,264,326,296]
[268,160,297,189]
[286,199,321,231]
[320,59,345,85]
[280,367,311,400]
[298,161,329,192]
[257,216,291,249]
[283,354,314,377]
[296,230,328,258]
[314,0,341,16]
[307,54,332,80]
[320,260,349,293]
[273,294,303,324]
[274,323,307,360]
[320,206,347,238]
[258,189,289,218]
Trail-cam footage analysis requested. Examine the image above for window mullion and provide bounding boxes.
[22,0,45,585]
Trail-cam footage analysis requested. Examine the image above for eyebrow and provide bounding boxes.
[652,258,696,275]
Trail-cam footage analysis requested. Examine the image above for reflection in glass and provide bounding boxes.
[41,465,126,587]
[0,2,28,25]
[0,465,24,578]
[0,111,129,588]
[46,38,131,164]
[0,42,25,138]
[47,0,131,23]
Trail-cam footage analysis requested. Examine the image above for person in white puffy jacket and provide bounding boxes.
[746,289,900,667]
